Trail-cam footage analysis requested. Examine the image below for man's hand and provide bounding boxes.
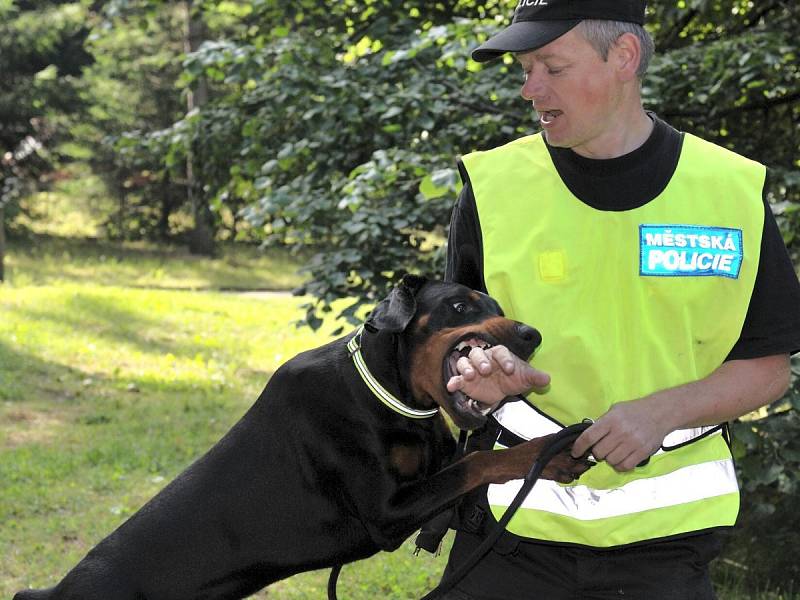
[571,397,669,472]
[570,355,791,472]
[445,344,550,404]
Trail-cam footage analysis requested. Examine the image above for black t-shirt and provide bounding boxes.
[446,115,800,360]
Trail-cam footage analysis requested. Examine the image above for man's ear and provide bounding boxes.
[364,274,428,333]
[611,32,642,82]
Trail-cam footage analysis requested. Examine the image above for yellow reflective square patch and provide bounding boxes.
[539,250,565,282]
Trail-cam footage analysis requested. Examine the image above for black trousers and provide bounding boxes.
[440,529,722,600]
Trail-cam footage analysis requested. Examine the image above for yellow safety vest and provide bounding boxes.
[461,132,765,547]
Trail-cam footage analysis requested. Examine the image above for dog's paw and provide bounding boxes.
[540,447,595,484]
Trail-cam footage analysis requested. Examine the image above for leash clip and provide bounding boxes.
[347,329,362,357]
[413,542,442,558]
[579,418,598,464]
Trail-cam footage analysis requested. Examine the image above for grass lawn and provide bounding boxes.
[3,232,306,291]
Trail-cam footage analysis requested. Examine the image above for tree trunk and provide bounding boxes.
[118,180,126,240]
[185,0,214,256]
[158,170,173,241]
[0,205,5,283]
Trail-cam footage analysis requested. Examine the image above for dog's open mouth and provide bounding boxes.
[442,334,497,419]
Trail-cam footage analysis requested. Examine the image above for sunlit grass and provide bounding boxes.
[13,163,116,239]
[4,233,306,291]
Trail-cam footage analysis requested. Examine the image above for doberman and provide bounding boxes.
[14,275,591,600]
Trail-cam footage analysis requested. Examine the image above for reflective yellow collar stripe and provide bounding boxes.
[347,327,439,420]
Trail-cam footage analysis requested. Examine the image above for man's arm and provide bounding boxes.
[445,169,799,470]
[576,188,800,472]
[445,181,551,398]
[570,354,792,471]
[445,178,486,290]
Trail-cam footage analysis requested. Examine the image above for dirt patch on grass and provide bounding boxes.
[1,407,69,448]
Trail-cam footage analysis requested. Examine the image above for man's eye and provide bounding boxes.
[452,302,468,313]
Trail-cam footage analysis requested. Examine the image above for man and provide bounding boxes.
[441,1,800,598]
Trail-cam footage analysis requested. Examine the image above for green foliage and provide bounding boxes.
[644,2,800,261]
[6,1,799,306]
[167,5,524,326]
[136,1,799,327]
[0,1,93,211]
[75,2,189,240]
[719,355,800,590]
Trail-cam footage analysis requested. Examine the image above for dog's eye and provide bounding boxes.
[452,302,468,314]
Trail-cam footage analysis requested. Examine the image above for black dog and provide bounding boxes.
[14,276,590,600]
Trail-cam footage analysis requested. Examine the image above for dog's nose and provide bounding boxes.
[515,323,542,348]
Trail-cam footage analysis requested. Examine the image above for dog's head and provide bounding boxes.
[365,275,542,430]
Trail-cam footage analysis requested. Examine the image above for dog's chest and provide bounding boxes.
[389,443,427,478]
[385,425,452,482]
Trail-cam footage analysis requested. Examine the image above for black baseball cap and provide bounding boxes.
[472,0,647,62]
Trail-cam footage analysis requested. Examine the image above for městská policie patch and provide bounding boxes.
[639,224,743,279]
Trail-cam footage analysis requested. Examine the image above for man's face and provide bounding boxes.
[516,27,626,158]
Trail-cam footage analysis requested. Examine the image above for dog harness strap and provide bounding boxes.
[347,327,439,420]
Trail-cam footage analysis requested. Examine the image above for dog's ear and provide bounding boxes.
[364,274,428,333]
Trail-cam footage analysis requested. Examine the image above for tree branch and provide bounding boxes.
[429,71,521,120]
[658,9,700,52]
[726,0,785,37]
[662,90,800,120]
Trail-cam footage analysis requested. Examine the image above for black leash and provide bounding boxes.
[327,564,342,600]
[327,422,592,600]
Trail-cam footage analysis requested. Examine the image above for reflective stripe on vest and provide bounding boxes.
[494,399,721,455]
[488,453,738,521]
[461,131,765,547]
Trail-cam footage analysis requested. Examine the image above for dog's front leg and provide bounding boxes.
[358,435,591,550]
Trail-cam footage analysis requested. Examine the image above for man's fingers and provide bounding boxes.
[604,445,636,470]
[448,345,551,402]
[455,356,477,380]
[485,346,551,388]
[446,374,463,393]
[486,345,517,374]
[571,422,608,458]
[467,346,493,375]
[521,364,551,389]
[571,422,654,471]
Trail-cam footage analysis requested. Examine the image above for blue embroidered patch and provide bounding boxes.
[639,225,743,279]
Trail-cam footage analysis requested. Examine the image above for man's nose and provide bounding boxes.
[520,72,546,101]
